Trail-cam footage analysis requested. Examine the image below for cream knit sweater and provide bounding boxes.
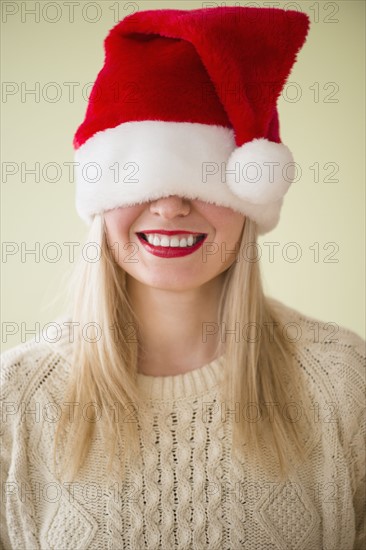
[1,299,365,550]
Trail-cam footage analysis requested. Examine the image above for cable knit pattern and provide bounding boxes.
[1,298,365,550]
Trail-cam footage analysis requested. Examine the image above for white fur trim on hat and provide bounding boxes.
[74,121,293,235]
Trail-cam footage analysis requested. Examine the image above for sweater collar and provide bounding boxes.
[136,354,226,401]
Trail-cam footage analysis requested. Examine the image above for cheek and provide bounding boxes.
[104,207,141,240]
[229,215,246,239]
[196,202,244,233]
[209,209,245,243]
[104,215,122,245]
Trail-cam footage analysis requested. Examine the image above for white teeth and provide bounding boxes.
[144,233,202,248]
[160,236,170,247]
[170,237,180,247]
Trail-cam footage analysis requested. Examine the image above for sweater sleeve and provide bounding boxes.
[0,343,40,550]
[0,474,11,550]
[0,349,19,550]
[345,333,366,550]
[0,461,12,550]
[350,406,366,550]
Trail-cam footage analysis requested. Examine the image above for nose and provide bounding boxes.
[149,195,191,219]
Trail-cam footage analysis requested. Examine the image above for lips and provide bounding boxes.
[137,232,205,245]
[136,232,208,258]
[137,230,206,236]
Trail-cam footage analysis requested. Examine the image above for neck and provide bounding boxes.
[126,274,225,376]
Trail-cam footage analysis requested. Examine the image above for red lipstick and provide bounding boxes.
[139,230,204,235]
[136,232,207,258]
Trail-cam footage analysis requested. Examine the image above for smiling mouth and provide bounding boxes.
[136,232,206,247]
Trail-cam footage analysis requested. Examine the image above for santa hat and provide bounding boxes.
[73,6,310,235]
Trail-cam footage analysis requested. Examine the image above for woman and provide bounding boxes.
[1,6,365,550]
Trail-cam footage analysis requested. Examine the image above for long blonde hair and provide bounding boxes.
[53,213,314,484]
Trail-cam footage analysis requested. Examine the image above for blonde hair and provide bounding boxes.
[53,213,314,484]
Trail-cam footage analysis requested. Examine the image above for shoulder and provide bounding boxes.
[268,296,366,437]
[267,295,365,363]
[0,314,75,524]
[1,314,74,473]
[0,313,73,408]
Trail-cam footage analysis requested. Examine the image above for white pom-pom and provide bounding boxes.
[225,138,294,205]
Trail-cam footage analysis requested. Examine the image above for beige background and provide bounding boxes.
[1,0,365,351]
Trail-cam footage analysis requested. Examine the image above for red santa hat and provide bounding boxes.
[73,6,310,235]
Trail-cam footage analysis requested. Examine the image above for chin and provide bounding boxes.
[128,270,207,291]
